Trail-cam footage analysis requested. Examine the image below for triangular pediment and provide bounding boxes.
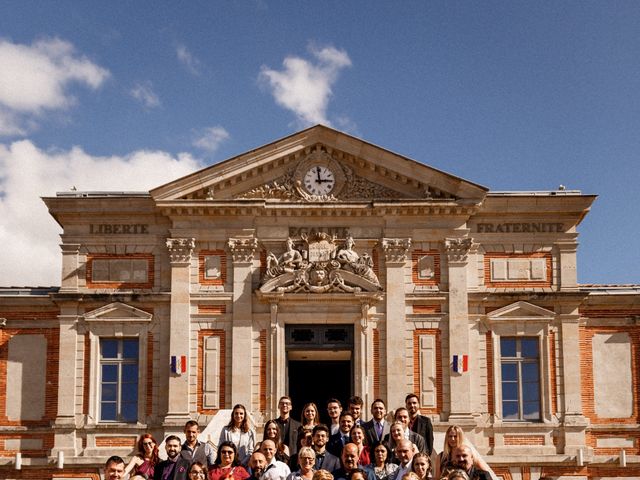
[150,125,487,203]
[487,301,555,322]
[84,302,152,322]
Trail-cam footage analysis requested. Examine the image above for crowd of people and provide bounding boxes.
[102,394,492,480]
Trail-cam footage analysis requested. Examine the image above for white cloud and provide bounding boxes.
[0,37,110,135]
[130,81,161,108]
[0,140,202,286]
[259,44,352,127]
[193,126,230,153]
[176,44,201,75]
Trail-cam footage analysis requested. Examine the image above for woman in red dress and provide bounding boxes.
[124,433,160,479]
[350,425,371,467]
[209,441,250,480]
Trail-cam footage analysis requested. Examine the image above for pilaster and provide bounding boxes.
[164,237,195,426]
[444,237,474,422]
[59,244,81,293]
[382,237,411,408]
[52,307,80,457]
[556,240,579,291]
[228,237,258,408]
[559,312,588,454]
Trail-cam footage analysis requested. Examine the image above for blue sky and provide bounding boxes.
[1,1,638,285]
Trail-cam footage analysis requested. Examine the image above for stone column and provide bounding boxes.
[382,238,411,408]
[52,305,80,457]
[164,237,195,426]
[354,301,374,410]
[228,238,258,408]
[444,237,473,422]
[59,243,81,293]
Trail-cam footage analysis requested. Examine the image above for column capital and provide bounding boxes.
[444,237,473,264]
[166,237,195,264]
[228,237,258,264]
[59,243,81,253]
[382,238,411,264]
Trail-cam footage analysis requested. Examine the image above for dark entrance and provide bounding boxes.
[285,324,354,422]
[288,359,352,423]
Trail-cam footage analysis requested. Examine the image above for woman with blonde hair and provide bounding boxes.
[411,452,432,480]
[434,426,489,479]
[287,446,316,480]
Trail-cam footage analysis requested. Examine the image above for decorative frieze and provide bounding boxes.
[444,237,473,264]
[166,238,195,264]
[227,238,258,263]
[260,234,381,293]
[382,238,412,264]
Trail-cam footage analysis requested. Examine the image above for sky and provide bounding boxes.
[0,1,639,286]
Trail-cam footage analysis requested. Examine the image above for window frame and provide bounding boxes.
[486,302,555,425]
[84,303,152,426]
[99,338,140,423]
[500,336,541,421]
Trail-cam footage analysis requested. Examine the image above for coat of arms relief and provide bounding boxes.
[259,234,382,293]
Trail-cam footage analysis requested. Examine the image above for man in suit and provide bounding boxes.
[452,446,491,480]
[348,396,364,426]
[272,396,301,455]
[405,393,434,455]
[311,424,340,472]
[363,398,389,447]
[155,435,190,480]
[327,412,354,457]
[333,443,377,480]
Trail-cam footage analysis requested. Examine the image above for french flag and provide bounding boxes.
[171,355,187,374]
[452,354,468,373]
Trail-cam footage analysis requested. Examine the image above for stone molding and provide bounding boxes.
[227,238,258,263]
[382,238,412,264]
[166,237,195,264]
[444,237,473,264]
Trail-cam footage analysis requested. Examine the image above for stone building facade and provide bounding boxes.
[0,125,639,479]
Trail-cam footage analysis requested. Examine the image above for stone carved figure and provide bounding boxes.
[260,234,382,293]
[266,237,304,277]
[335,235,380,287]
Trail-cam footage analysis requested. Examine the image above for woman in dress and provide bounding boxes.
[350,425,371,467]
[219,404,256,466]
[369,442,398,480]
[433,426,489,480]
[209,441,250,480]
[123,433,159,479]
[262,419,290,463]
[410,452,432,480]
[286,446,316,480]
[188,462,209,480]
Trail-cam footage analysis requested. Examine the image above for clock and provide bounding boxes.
[303,165,336,196]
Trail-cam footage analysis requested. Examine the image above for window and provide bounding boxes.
[204,255,222,279]
[500,337,540,421]
[100,338,139,422]
[92,258,148,283]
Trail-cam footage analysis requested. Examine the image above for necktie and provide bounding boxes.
[376,422,383,439]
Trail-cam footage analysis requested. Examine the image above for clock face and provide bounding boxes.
[303,166,335,196]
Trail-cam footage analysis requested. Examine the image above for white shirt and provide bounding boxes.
[261,458,291,480]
